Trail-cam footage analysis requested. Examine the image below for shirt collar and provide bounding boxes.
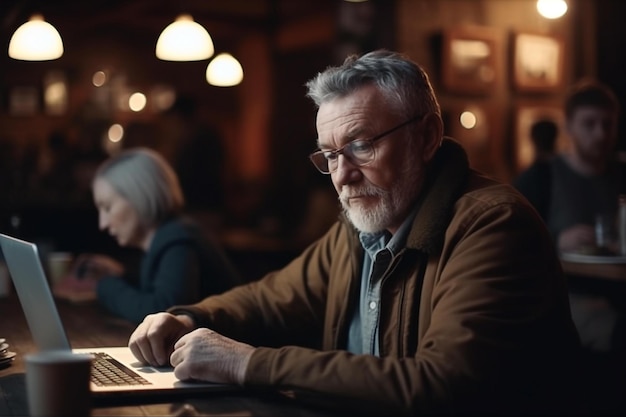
[359,205,420,257]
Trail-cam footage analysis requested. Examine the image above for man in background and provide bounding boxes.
[547,79,621,253]
[544,79,625,408]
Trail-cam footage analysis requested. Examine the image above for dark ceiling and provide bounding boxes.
[1,0,339,44]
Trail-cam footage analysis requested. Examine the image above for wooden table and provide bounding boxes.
[561,260,626,282]
[0,294,346,417]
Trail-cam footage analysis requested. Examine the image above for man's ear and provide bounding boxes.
[420,113,444,162]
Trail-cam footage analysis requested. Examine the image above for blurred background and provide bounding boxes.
[0,0,624,278]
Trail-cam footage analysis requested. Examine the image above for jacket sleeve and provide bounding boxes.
[97,242,203,324]
[170,222,344,348]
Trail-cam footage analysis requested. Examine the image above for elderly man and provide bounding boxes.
[128,50,581,415]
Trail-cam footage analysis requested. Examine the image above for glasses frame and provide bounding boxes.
[308,113,425,174]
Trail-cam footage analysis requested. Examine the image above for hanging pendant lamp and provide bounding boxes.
[156,14,214,61]
[206,53,244,87]
[8,14,64,61]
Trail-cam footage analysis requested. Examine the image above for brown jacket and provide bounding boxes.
[174,139,582,415]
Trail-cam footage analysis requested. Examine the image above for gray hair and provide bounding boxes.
[94,147,184,225]
[305,49,441,120]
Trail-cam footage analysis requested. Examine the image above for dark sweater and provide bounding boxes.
[97,216,240,323]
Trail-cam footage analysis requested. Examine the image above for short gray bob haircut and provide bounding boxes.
[94,147,185,225]
[305,49,441,120]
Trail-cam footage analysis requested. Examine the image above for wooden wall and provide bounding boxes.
[396,0,597,181]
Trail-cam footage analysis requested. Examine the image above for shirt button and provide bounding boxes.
[369,301,377,310]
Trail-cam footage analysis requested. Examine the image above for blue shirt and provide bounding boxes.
[346,208,418,355]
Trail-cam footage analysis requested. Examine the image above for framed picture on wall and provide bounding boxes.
[441,26,500,95]
[514,103,568,173]
[9,86,39,116]
[512,32,564,93]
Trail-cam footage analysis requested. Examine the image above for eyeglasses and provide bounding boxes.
[308,114,425,174]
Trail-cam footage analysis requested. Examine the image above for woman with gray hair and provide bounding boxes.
[54,147,240,323]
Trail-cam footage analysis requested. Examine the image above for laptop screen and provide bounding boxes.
[0,233,71,351]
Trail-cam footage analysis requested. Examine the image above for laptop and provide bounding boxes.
[0,233,238,398]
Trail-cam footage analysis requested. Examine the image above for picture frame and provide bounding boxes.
[441,25,499,95]
[514,103,569,173]
[9,86,39,116]
[512,32,564,93]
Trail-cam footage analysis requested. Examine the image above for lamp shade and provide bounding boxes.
[156,14,214,61]
[206,53,244,87]
[8,14,64,61]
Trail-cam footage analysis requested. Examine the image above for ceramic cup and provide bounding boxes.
[47,252,73,287]
[25,351,93,417]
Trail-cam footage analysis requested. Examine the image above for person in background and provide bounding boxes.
[513,118,558,221]
[547,79,621,254]
[127,50,581,415]
[543,80,625,400]
[54,147,240,323]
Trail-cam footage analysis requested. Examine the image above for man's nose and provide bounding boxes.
[593,122,611,139]
[333,154,360,185]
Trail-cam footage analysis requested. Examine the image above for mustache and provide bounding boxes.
[339,184,386,204]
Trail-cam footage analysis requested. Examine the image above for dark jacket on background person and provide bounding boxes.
[170,139,582,415]
[98,217,240,323]
[548,155,620,242]
[513,157,553,221]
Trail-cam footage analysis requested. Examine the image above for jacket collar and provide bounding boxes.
[406,137,469,254]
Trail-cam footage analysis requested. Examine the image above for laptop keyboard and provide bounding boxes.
[90,352,152,386]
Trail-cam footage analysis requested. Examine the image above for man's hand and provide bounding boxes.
[171,328,255,385]
[128,312,195,366]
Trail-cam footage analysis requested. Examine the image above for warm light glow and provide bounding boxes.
[92,71,107,87]
[156,14,214,61]
[128,92,147,112]
[43,74,68,115]
[206,53,244,87]
[150,85,177,111]
[103,132,123,155]
[460,111,477,129]
[107,124,124,142]
[8,14,64,61]
[45,82,66,103]
[536,0,568,19]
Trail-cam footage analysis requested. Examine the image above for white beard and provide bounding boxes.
[340,185,389,233]
[340,156,421,233]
